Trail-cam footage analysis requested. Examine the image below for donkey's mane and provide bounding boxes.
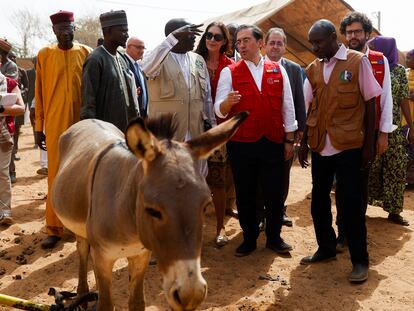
[145,113,177,141]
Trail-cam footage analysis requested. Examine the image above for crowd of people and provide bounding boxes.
[0,8,413,285]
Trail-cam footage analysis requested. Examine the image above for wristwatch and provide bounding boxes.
[0,105,4,113]
[284,138,294,144]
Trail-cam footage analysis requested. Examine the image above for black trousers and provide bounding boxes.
[311,149,369,266]
[256,156,291,221]
[227,138,285,244]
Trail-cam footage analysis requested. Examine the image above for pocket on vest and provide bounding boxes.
[337,84,359,109]
[330,122,363,147]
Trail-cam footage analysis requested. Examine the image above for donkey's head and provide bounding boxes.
[125,112,247,311]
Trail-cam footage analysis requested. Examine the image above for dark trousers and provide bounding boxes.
[283,157,293,203]
[256,156,291,221]
[227,138,285,244]
[336,166,369,237]
[311,149,368,266]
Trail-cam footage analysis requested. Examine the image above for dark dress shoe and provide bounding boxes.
[266,240,292,254]
[336,235,347,253]
[9,172,16,184]
[225,208,238,218]
[300,251,336,265]
[41,236,61,249]
[258,219,265,231]
[388,213,409,226]
[235,241,256,257]
[282,212,293,227]
[348,264,368,283]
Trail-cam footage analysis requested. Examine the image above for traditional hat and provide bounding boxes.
[99,10,128,28]
[0,39,12,53]
[50,10,74,25]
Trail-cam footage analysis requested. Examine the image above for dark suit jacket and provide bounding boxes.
[280,57,306,132]
[122,53,149,117]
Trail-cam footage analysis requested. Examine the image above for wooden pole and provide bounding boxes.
[0,293,50,311]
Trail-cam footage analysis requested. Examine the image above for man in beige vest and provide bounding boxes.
[298,20,382,283]
[141,19,216,164]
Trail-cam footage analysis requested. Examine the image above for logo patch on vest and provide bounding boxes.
[339,70,353,82]
[266,68,279,73]
[370,60,384,65]
[267,78,280,84]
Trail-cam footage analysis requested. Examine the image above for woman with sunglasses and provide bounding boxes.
[196,22,234,247]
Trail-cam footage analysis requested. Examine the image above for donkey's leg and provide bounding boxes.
[127,250,151,311]
[76,236,90,296]
[91,247,116,311]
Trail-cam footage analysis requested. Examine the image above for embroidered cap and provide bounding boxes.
[100,10,128,29]
[50,10,74,25]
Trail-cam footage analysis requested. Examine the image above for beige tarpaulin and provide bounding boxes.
[203,0,385,66]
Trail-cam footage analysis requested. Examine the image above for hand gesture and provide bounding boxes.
[35,131,47,151]
[172,23,203,42]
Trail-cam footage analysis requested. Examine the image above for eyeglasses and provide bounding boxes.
[129,44,146,50]
[205,32,224,42]
[345,29,364,36]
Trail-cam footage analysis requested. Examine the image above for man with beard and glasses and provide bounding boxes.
[335,12,396,250]
[81,10,139,132]
[35,10,92,249]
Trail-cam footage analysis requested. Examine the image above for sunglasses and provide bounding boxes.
[205,32,224,42]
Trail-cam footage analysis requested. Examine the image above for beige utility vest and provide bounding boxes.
[306,50,366,152]
[147,52,208,141]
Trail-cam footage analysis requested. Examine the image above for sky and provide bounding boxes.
[0,0,412,56]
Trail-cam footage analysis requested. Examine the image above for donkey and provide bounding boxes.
[51,112,248,311]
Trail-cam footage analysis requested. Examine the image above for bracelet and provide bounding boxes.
[284,138,294,144]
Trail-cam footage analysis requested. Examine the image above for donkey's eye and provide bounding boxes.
[145,208,162,220]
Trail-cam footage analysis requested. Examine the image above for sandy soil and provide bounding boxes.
[0,124,413,311]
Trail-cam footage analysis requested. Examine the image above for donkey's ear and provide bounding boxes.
[186,111,249,159]
[126,117,162,162]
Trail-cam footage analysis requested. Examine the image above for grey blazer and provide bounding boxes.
[280,57,306,132]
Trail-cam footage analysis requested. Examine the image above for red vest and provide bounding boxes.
[228,59,284,143]
[368,50,385,130]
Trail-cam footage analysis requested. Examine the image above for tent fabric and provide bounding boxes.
[203,0,382,67]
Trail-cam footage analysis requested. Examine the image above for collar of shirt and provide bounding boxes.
[101,45,118,59]
[243,56,264,69]
[125,52,138,66]
[264,54,281,64]
[320,43,347,63]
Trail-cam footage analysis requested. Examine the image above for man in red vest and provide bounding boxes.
[336,12,398,251]
[214,24,297,257]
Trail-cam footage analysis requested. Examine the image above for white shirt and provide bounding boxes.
[303,44,382,156]
[214,56,298,133]
[364,47,396,133]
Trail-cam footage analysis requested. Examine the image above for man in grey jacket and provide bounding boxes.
[264,27,306,226]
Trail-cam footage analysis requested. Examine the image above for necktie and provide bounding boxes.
[134,63,147,111]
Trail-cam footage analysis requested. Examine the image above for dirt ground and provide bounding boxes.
[1,124,414,311]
